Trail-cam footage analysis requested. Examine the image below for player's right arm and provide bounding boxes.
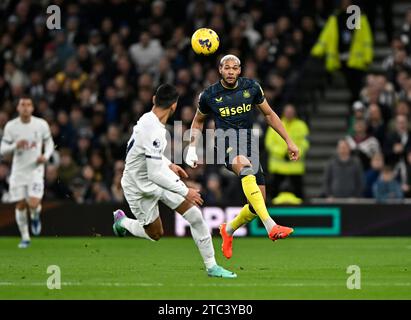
[0,122,19,156]
[185,92,209,168]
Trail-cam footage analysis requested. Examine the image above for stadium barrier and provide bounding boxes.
[0,202,410,237]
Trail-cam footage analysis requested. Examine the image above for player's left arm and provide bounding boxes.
[37,121,55,164]
[257,98,299,161]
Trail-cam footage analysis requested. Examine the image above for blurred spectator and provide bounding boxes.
[66,16,86,46]
[323,139,364,199]
[55,58,88,97]
[383,115,411,166]
[54,30,76,68]
[373,166,403,203]
[203,174,223,205]
[364,153,384,198]
[57,148,80,185]
[388,100,411,131]
[360,74,396,122]
[129,31,164,74]
[44,165,72,200]
[311,0,373,102]
[0,162,9,202]
[366,103,386,145]
[4,60,28,89]
[394,150,411,198]
[101,125,127,163]
[348,100,366,135]
[345,119,380,170]
[91,182,111,203]
[400,8,411,54]
[111,160,125,203]
[382,46,411,85]
[87,29,105,57]
[265,104,309,199]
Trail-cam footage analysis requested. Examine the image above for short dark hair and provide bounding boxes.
[19,94,32,101]
[154,84,179,109]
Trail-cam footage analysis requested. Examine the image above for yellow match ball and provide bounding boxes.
[191,28,220,55]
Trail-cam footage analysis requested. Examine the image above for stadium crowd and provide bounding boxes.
[323,6,411,202]
[0,0,409,205]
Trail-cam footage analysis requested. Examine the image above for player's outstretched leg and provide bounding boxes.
[178,204,237,278]
[112,209,154,240]
[15,204,30,248]
[234,158,294,242]
[220,204,257,259]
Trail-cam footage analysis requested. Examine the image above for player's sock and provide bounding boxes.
[226,204,257,236]
[183,206,217,269]
[240,167,276,233]
[15,208,30,242]
[29,205,41,220]
[120,218,154,241]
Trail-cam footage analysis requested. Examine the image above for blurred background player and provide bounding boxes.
[0,96,54,248]
[113,84,236,278]
[185,54,299,259]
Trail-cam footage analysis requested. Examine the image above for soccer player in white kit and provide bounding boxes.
[0,96,54,248]
[112,84,236,278]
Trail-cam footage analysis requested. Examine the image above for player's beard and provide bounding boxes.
[222,75,238,88]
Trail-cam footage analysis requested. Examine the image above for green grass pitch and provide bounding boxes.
[0,237,410,299]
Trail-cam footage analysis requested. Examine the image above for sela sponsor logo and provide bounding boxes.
[219,103,251,117]
[175,207,247,237]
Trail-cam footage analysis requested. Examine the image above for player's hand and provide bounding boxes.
[185,146,198,168]
[287,141,299,161]
[185,188,204,206]
[169,163,188,179]
[36,155,47,164]
[16,140,29,149]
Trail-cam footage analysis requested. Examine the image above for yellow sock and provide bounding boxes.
[241,175,271,222]
[229,204,257,231]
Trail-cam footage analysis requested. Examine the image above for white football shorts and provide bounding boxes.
[122,179,185,226]
[8,181,44,202]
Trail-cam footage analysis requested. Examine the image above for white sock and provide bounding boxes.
[15,208,30,242]
[120,217,153,241]
[262,218,276,233]
[29,204,42,220]
[183,206,217,270]
[226,224,235,235]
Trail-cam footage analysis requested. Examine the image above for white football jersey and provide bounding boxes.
[122,111,173,194]
[1,116,52,187]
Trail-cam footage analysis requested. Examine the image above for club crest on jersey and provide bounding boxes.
[243,90,250,98]
[153,139,161,148]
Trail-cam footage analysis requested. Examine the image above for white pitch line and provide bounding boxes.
[1,282,411,287]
